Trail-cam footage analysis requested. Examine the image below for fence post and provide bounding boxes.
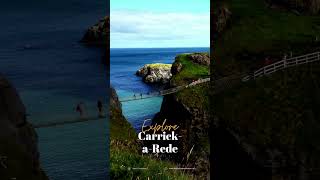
[284,60,287,68]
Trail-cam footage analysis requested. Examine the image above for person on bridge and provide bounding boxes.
[133,94,136,99]
[76,102,85,119]
[140,93,142,98]
[97,100,104,118]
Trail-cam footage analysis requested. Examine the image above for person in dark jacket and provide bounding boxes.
[97,100,104,118]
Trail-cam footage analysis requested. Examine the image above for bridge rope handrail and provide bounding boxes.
[119,77,210,102]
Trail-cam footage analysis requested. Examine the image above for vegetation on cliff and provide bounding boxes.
[150,53,210,178]
[170,53,210,111]
[214,0,320,76]
[110,87,193,179]
[213,0,320,178]
[215,62,320,178]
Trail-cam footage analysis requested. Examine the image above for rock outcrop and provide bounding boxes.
[214,6,232,37]
[0,75,48,180]
[136,63,172,84]
[186,53,210,66]
[171,61,183,75]
[81,16,109,46]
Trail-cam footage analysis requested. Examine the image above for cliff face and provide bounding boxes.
[214,62,320,179]
[0,75,48,180]
[110,87,138,151]
[81,16,109,46]
[151,54,210,178]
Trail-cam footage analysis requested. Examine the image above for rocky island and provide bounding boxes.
[0,75,48,180]
[136,63,172,84]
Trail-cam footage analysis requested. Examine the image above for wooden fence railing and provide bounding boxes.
[253,51,320,79]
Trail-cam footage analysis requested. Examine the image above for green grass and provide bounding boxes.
[144,63,172,69]
[111,148,194,180]
[171,54,210,86]
[169,53,210,111]
[215,0,320,75]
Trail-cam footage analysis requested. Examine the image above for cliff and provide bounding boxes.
[213,1,320,179]
[109,87,193,179]
[214,61,320,179]
[0,75,48,180]
[81,16,109,46]
[151,53,211,179]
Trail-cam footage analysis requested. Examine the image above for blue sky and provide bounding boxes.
[111,0,210,48]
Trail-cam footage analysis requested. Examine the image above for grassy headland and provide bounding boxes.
[214,0,320,76]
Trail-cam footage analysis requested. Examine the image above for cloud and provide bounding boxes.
[110,10,210,48]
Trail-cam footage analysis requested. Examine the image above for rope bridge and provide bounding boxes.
[119,77,211,102]
[33,115,105,128]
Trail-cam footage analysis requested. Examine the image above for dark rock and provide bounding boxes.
[81,16,109,46]
[171,61,183,75]
[0,75,48,180]
[215,6,232,35]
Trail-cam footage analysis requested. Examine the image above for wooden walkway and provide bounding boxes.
[119,78,210,102]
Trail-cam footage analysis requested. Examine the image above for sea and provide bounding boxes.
[110,47,209,131]
[0,0,108,180]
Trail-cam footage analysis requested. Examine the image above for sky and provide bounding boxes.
[110,0,210,48]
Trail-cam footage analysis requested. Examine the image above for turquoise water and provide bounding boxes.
[110,48,209,131]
